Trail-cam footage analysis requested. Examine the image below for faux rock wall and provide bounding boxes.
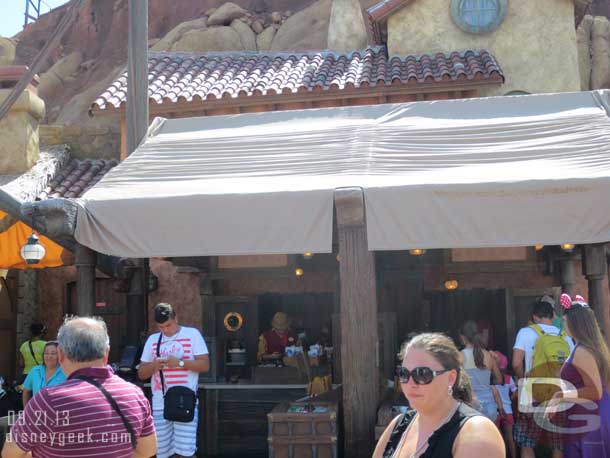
[40,124,121,160]
[577,15,610,90]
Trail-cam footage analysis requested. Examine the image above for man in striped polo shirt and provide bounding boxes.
[2,316,157,458]
[138,303,209,458]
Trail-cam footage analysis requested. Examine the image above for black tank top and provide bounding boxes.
[382,403,480,458]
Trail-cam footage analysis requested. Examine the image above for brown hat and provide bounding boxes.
[271,312,291,331]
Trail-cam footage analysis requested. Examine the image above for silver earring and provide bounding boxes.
[448,385,453,396]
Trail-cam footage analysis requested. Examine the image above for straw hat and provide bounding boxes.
[271,312,291,331]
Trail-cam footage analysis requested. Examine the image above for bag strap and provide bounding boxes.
[74,375,137,450]
[156,332,165,395]
[28,340,39,366]
[529,324,544,337]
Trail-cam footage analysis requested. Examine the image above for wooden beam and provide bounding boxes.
[75,244,96,316]
[582,243,610,347]
[335,187,379,458]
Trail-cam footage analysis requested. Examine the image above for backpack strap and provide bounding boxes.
[74,375,137,449]
[529,324,544,337]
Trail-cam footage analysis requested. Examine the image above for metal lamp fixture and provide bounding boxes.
[561,243,575,252]
[295,267,304,277]
[534,245,544,251]
[302,252,314,259]
[409,249,426,256]
[20,233,46,264]
[444,279,459,291]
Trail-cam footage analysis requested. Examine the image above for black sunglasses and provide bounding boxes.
[396,366,451,385]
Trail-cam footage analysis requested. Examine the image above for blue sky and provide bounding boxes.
[1,0,69,38]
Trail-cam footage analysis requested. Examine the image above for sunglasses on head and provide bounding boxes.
[396,366,451,385]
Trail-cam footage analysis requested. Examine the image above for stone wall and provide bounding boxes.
[577,15,610,90]
[387,0,580,96]
[40,124,121,160]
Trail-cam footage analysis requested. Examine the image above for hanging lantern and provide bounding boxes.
[303,252,314,259]
[20,233,46,265]
[409,249,426,256]
[295,267,304,277]
[561,243,575,252]
[534,245,544,251]
[444,279,459,291]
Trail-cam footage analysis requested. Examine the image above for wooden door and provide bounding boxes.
[504,287,561,355]
[67,279,127,363]
[0,275,16,381]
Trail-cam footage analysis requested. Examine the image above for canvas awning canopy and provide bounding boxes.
[74,90,610,258]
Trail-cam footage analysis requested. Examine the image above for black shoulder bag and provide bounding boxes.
[74,375,137,450]
[28,341,40,366]
[156,332,197,423]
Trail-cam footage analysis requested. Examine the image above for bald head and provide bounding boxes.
[57,316,110,362]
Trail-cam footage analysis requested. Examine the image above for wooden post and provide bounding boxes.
[127,0,149,156]
[75,244,96,316]
[124,0,149,346]
[200,275,216,337]
[335,187,379,458]
[560,253,577,297]
[582,244,610,347]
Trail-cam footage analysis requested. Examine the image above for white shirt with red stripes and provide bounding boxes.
[141,326,208,409]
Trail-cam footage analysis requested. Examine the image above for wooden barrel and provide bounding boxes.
[268,402,338,458]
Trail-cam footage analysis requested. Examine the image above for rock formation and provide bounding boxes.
[577,14,610,90]
[328,0,369,52]
[0,37,16,66]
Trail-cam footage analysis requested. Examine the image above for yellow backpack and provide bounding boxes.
[528,324,570,403]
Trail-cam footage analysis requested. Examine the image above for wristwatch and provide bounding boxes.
[178,360,185,368]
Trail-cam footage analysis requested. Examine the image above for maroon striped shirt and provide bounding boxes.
[11,366,155,458]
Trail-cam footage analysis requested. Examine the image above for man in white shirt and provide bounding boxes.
[138,303,210,458]
[512,296,574,458]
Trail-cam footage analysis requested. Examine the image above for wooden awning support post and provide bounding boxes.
[75,244,96,316]
[335,187,379,458]
[582,243,610,347]
[560,253,576,297]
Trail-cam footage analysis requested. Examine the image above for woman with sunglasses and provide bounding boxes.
[373,333,505,458]
[547,294,610,457]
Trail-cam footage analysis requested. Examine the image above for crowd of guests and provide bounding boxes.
[374,293,610,458]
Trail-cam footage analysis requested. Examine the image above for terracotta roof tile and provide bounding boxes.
[37,158,118,200]
[92,48,503,112]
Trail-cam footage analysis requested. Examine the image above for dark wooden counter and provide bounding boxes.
[202,384,307,457]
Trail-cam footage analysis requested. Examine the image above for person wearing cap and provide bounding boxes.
[257,312,299,363]
[138,303,209,458]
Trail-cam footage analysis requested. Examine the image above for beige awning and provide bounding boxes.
[75,90,610,257]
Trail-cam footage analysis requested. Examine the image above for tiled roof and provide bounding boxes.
[91,48,503,112]
[1,146,118,203]
[37,158,118,200]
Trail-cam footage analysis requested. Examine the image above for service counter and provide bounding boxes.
[201,383,308,457]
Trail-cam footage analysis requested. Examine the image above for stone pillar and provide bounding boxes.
[0,66,43,174]
[75,244,96,317]
[582,244,610,347]
[335,187,379,458]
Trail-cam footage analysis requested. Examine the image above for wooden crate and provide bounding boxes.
[268,402,338,458]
